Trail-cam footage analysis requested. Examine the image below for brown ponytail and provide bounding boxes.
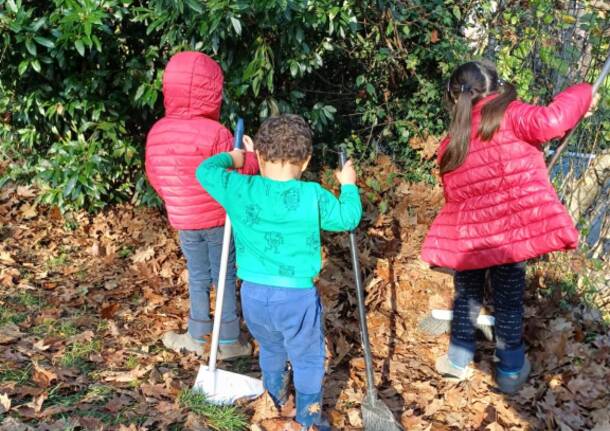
[440,61,517,175]
[479,82,517,140]
[442,91,476,174]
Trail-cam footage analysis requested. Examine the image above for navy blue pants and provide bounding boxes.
[449,262,526,372]
[178,227,239,341]
[241,282,325,395]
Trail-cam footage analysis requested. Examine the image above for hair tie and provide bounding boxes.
[460,84,471,93]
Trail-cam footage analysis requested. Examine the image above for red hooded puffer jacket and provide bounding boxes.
[145,52,258,230]
[421,83,592,271]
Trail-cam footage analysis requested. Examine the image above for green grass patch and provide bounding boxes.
[84,384,113,401]
[32,318,79,338]
[46,253,69,269]
[47,384,87,407]
[61,339,102,369]
[16,291,42,308]
[0,363,31,384]
[0,305,27,326]
[118,246,134,259]
[179,389,248,431]
[125,355,139,370]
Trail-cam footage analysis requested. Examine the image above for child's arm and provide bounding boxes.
[216,127,259,175]
[318,160,362,232]
[508,83,593,146]
[195,152,245,210]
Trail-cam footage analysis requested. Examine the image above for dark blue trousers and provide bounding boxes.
[449,262,526,372]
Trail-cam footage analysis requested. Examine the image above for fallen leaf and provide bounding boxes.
[0,393,10,414]
[101,365,153,383]
[132,246,155,263]
[20,203,38,219]
[250,391,280,424]
[0,323,23,344]
[104,395,132,413]
[101,303,120,319]
[259,418,301,431]
[32,362,57,388]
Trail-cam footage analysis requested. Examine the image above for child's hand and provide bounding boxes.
[336,159,357,185]
[585,93,600,118]
[242,135,254,152]
[229,149,245,168]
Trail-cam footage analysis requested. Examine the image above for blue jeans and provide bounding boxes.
[179,227,239,341]
[449,262,526,372]
[241,282,326,395]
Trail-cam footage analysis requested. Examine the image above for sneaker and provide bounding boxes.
[435,354,473,382]
[217,339,253,361]
[162,331,205,356]
[495,356,531,394]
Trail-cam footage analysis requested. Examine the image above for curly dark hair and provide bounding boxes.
[254,114,313,164]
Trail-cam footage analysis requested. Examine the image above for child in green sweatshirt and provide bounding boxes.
[196,114,361,430]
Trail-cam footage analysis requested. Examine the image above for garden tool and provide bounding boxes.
[193,118,264,404]
[418,266,494,339]
[547,51,610,171]
[339,149,402,431]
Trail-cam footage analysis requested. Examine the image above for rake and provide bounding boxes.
[339,149,402,431]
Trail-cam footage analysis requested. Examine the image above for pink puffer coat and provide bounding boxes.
[421,83,592,271]
[145,52,258,230]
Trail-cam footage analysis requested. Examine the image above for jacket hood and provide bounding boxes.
[162,51,224,120]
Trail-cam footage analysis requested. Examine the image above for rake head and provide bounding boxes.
[361,393,402,431]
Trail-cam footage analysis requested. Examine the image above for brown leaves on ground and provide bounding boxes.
[1,160,610,430]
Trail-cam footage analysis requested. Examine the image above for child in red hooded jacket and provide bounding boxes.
[145,52,258,359]
[421,61,598,393]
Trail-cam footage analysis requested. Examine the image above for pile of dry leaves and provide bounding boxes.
[0,156,609,430]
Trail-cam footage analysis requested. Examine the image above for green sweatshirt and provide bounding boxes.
[196,153,362,288]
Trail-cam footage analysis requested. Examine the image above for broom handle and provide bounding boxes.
[547,52,610,172]
[208,118,245,373]
[339,149,377,400]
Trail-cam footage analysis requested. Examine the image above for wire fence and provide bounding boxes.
[465,0,610,257]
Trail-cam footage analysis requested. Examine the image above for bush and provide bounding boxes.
[0,0,608,212]
[0,0,469,211]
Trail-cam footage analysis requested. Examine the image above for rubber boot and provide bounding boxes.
[296,392,330,431]
[263,370,290,407]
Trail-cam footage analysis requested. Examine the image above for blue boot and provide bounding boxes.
[263,370,290,407]
[296,392,330,430]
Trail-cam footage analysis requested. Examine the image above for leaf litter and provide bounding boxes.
[0,162,609,430]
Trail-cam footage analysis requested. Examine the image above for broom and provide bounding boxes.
[192,118,264,404]
[339,149,402,431]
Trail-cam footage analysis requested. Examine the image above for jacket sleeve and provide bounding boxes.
[195,153,244,211]
[318,184,362,232]
[508,83,592,146]
[215,126,259,175]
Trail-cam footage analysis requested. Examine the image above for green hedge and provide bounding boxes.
[0,0,608,212]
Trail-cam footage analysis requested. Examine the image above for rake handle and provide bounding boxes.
[547,52,610,172]
[208,118,244,372]
[339,149,377,400]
